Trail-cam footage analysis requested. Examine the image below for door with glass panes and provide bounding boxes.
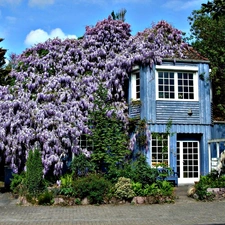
[177,141,200,184]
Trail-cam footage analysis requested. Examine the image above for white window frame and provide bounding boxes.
[131,67,140,100]
[151,134,170,167]
[156,65,199,101]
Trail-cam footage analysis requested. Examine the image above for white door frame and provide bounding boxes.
[177,141,200,184]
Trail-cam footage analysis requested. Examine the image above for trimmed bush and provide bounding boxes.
[73,173,111,204]
[25,149,45,196]
[114,177,135,201]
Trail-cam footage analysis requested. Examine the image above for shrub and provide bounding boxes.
[71,153,95,178]
[106,154,159,186]
[114,177,135,201]
[60,173,73,187]
[132,182,144,196]
[25,149,45,196]
[157,180,173,196]
[128,154,159,186]
[73,173,111,204]
[38,190,54,205]
[59,173,76,197]
[143,183,160,196]
[194,174,217,201]
[142,180,173,197]
[10,172,26,196]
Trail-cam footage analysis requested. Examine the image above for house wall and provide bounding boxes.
[129,61,212,177]
[147,123,211,176]
[139,62,211,125]
[210,122,225,158]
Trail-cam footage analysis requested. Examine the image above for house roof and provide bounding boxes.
[182,46,209,62]
[164,45,210,63]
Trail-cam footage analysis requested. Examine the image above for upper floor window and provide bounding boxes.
[156,65,198,101]
[131,69,140,100]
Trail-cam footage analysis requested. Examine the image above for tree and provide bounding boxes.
[0,38,10,85]
[187,6,225,119]
[0,16,186,175]
[202,0,225,20]
[25,148,45,196]
[111,9,127,22]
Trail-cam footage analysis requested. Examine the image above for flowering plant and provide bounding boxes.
[0,16,186,175]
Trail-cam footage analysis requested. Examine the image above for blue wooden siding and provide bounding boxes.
[210,122,225,158]
[137,62,211,125]
[156,101,200,124]
[211,122,225,139]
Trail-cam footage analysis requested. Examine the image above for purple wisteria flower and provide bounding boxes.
[0,16,186,175]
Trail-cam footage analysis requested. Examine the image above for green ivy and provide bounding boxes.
[87,84,130,172]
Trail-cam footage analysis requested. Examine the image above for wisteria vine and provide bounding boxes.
[0,16,186,175]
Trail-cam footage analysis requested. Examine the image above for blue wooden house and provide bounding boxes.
[128,47,214,185]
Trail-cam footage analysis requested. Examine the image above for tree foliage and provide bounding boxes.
[202,0,225,20]
[0,38,11,86]
[187,6,225,119]
[0,16,186,175]
[111,9,127,22]
[25,149,45,196]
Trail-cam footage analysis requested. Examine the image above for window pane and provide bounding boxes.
[157,71,174,100]
[177,72,195,100]
[159,79,163,84]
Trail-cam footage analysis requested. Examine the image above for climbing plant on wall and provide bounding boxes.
[0,16,186,175]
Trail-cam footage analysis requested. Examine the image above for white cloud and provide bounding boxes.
[28,0,54,7]
[24,28,77,46]
[163,0,205,10]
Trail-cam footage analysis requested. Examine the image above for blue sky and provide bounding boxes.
[0,0,207,59]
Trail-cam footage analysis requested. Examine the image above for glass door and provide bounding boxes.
[177,141,200,184]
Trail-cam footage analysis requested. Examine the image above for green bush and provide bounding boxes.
[59,187,76,197]
[105,154,159,186]
[131,155,158,186]
[59,173,76,196]
[157,180,173,196]
[71,153,95,178]
[114,177,135,201]
[132,182,144,196]
[143,183,160,196]
[194,174,219,200]
[10,172,26,195]
[60,173,73,187]
[38,190,54,205]
[142,180,173,197]
[73,173,111,204]
[25,149,46,196]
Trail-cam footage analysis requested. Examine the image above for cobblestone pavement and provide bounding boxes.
[1,188,225,225]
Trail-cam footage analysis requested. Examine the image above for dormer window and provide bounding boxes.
[156,65,198,101]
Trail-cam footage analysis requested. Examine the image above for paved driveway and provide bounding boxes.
[0,191,225,225]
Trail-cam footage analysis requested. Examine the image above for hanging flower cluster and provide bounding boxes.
[0,16,186,175]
